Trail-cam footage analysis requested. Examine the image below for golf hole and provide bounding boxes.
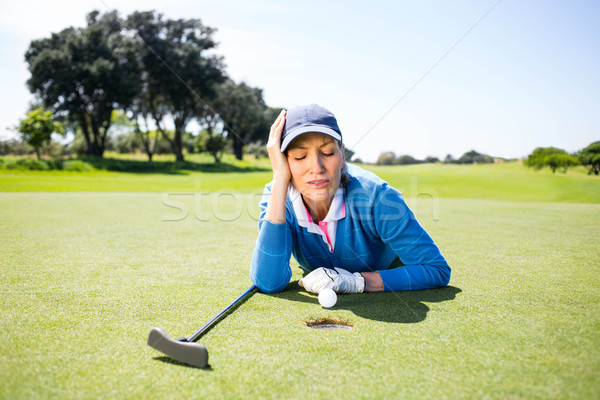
[303,317,354,330]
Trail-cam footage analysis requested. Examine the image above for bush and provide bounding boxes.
[62,160,94,171]
[196,131,228,162]
[13,158,50,170]
[0,157,92,171]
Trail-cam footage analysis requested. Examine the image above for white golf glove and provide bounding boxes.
[299,267,365,294]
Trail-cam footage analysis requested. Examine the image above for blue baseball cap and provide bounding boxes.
[281,104,342,151]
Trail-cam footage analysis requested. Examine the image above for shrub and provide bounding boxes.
[62,160,94,171]
[14,158,50,170]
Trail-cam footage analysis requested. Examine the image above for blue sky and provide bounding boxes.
[1,0,598,162]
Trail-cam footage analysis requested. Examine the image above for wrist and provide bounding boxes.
[271,176,290,188]
[361,272,383,292]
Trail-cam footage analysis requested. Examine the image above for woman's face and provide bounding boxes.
[286,132,345,206]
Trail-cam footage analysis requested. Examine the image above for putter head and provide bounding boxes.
[147,327,209,368]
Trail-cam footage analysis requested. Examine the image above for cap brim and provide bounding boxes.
[281,125,342,151]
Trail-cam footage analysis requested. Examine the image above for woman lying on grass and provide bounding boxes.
[250,104,450,294]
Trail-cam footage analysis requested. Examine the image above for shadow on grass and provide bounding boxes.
[80,156,270,174]
[153,356,213,371]
[271,281,462,324]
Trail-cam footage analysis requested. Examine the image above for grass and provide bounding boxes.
[1,155,599,203]
[1,192,598,399]
[0,153,273,192]
[369,161,600,204]
[1,155,599,398]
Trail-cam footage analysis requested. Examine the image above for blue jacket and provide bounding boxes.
[250,164,450,293]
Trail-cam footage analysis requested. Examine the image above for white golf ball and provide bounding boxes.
[318,288,337,308]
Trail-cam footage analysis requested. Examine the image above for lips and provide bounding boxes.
[308,179,329,189]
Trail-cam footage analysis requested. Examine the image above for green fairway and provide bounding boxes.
[1,157,599,203]
[1,192,598,399]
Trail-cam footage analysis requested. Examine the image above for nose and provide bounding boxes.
[309,153,325,173]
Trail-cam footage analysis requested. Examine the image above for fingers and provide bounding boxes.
[269,109,287,141]
[298,268,336,293]
[266,109,291,181]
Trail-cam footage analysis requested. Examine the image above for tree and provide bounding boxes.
[127,11,226,162]
[212,80,267,160]
[108,110,138,153]
[135,124,161,162]
[0,139,33,156]
[197,130,227,163]
[376,151,396,165]
[525,146,579,173]
[25,10,141,157]
[16,107,64,159]
[546,153,579,173]
[577,141,600,175]
[396,155,423,165]
[456,150,494,164]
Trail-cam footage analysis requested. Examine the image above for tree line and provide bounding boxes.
[375,150,497,166]
[17,9,280,162]
[373,143,600,175]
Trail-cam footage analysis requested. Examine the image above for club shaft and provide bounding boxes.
[187,284,256,342]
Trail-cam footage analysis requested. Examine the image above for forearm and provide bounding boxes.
[377,264,450,291]
[264,178,289,224]
[250,221,292,293]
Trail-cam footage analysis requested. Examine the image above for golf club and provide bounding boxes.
[148,284,257,368]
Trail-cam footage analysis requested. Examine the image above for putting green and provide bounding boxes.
[1,192,598,398]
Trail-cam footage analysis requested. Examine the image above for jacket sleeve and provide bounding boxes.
[373,185,451,291]
[249,185,293,294]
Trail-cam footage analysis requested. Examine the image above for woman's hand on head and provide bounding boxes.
[266,110,291,183]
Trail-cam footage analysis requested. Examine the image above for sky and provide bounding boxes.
[1,0,599,162]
